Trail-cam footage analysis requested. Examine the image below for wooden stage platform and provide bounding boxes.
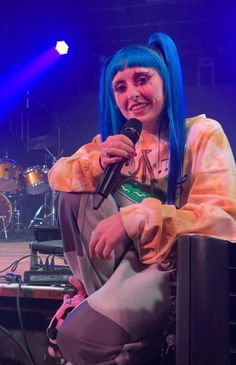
[1,240,36,277]
[0,238,68,365]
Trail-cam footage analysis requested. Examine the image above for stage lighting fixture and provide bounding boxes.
[55,41,69,55]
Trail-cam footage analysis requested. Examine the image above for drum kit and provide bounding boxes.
[0,135,58,239]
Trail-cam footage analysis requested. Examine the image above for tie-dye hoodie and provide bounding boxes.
[48,115,236,263]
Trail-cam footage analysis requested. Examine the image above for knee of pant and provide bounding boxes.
[56,314,92,362]
[56,301,131,363]
[56,319,76,356]
[57,319,122,364]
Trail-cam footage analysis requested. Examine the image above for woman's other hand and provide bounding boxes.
[89,212,129,260]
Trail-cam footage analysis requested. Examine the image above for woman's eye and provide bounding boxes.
[136,76,149,85]
[114,84,126,93]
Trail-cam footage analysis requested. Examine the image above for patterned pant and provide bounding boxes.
[56,192,173,365]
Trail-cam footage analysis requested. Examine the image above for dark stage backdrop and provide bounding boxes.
[46,85,236,158]
[0,0,235,231]
[1,84,235,183]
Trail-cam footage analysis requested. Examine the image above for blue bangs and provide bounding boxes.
[107,46,168,81]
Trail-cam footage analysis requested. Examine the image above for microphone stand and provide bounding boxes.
[26,90,30,152]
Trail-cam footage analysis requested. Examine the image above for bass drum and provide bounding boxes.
[0,192,12,232]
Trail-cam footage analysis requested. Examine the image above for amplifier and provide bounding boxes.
[24,267,72,286]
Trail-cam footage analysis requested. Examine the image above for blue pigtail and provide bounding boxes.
[148,33,186,204]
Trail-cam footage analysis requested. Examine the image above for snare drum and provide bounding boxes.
[0,159,20,192]
[23,165,49,195]
[0,192,12,232]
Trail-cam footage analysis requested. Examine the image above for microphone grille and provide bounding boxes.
[120,118,142,144]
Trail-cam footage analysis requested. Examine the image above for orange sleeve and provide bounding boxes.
[48,135,103,192]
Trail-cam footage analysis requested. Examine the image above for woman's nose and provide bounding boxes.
[128,87,140,102]
[128,93,140,102]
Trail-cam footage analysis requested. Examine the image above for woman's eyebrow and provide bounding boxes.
[112,70,152,88]
[133,70,151,77]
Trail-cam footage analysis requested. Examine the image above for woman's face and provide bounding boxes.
[112,67,165,132]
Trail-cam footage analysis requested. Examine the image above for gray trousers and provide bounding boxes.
[56,192,172,365]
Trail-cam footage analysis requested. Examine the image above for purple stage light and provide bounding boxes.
[0,46,61,117]
[55,41,69,55]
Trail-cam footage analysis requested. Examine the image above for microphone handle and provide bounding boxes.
[95,159,124,198]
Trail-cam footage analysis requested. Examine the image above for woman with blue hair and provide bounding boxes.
[47,32,236,364]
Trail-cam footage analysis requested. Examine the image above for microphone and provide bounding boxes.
[93,118,142,210]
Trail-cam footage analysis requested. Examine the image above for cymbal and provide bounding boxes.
[28,135,57,150]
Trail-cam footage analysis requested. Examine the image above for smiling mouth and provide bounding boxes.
[130,103,149,111]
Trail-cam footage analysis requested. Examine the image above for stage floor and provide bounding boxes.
[0,240,33,277]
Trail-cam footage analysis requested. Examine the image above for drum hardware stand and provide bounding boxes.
[40,146,58,228]
[27,139,59,229]
[14,209,20,231]
[0,216,8,239]
[41,188,58,227]
[27,191,50,229]
[12,206,26,233]
[27,189,58,229]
